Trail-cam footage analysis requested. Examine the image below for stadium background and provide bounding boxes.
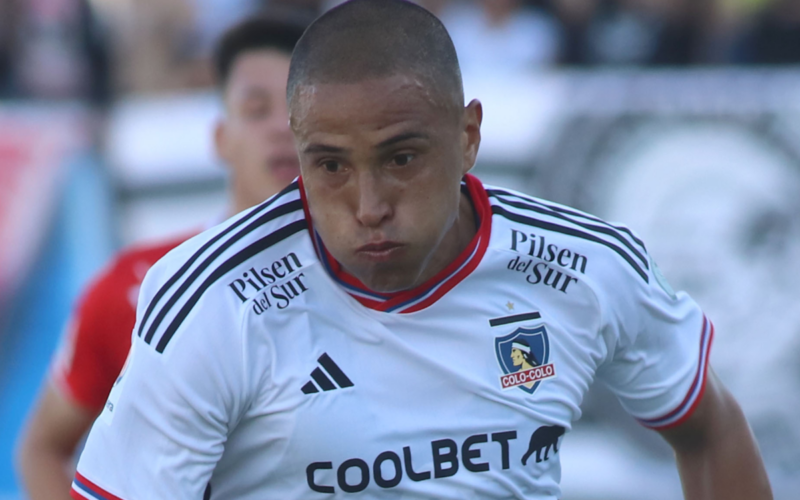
[1,0,800,498]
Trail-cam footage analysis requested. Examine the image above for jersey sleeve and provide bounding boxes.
[72,250,252,500]
[595,251,714,431]
[51,256,137,413]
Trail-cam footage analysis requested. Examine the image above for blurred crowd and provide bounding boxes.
[1,0,800,104]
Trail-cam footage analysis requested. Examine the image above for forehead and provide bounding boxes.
[290,75,455,138]
[224,49,291,97]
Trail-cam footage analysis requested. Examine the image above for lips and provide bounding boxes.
[355,241,404,262]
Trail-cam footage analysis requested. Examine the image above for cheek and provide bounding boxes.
[232,121,269,149]
[395,187,457,243]
[406,171,460,215]
[306,190,353,239]
[226,126,251,156]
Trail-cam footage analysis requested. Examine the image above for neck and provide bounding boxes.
[409,191,477,289]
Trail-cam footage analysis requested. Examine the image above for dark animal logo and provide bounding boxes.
[521,425,565,465]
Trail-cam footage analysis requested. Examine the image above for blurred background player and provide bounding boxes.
[14,14,305,499]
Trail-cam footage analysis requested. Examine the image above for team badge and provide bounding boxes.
[495,326,556,394]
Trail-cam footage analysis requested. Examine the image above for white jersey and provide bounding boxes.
[72,175,712,500]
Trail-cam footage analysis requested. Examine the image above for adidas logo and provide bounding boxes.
[301,353,354,394]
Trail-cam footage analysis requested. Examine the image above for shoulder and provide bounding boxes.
[133,182,308,354]
[486,184,652,288]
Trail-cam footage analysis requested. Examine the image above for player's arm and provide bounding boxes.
[72,254,252,499]
[592,237,772,499]
[73,328,235,500]
[658,369,772,500]
[17,258,126,500]
[16,383,96,500]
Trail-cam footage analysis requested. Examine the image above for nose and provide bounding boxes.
[355,170,392,228]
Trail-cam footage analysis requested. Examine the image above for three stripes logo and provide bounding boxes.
[302,353,354,394]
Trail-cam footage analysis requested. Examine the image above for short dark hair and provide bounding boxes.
[213,14,307,88]
[287,0,463,112]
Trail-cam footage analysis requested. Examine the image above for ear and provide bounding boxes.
[461,99,483,175]
[213,119,231,167]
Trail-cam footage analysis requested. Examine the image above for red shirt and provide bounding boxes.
[52,234,189,413]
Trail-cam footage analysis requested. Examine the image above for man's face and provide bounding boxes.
[216,49,299,212]
[291,75,481,292]
[511,349,524,366]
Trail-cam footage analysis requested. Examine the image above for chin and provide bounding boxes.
[358,267,418,294]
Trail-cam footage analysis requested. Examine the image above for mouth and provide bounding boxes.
[355,241,405,262]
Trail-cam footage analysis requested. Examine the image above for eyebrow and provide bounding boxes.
[302,132,429,156]
[303,143,346,155]
[376,132,429,149]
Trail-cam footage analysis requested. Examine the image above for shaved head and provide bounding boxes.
[287,0,463,116]
[289,0,483,294]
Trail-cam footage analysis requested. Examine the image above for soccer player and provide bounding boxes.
[15,15,305,500]
[71,1,773,499]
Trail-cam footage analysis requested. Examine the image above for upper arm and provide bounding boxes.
[73,260,250,500]
[74,337,229,499]
[595,252,713,430]
[17,382,96,465]
[657,368,739,452]
[657,369,773,500]
[51,258,136,414]
[592,247,772,498]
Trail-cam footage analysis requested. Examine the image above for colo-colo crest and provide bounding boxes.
[495,326,556,394]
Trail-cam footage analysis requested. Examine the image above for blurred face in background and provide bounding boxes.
[480,0,521,23]
[215,49,299,214]
[554,0,598,24]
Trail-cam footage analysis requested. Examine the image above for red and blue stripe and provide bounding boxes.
[71,472,125,500]
[638,315,715,430]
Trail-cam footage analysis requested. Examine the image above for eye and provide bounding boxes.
[392,153,414,167]
[321,160,341,173]
[242,100,272,120]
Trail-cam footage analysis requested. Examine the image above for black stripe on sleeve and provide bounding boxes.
[488,190,648,267]
[153,220,307,353]
[138,182,299,340]
[492,205,649,282]
[318,353,354,388]
[489,312,542,327]
[487,188,647,252]
[143,199,303,344]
